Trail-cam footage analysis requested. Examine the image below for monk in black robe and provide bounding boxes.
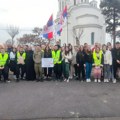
[25,47,36,81]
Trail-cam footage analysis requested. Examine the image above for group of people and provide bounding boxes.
[0,41,120,83]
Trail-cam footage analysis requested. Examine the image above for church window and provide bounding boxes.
[91,32,95,45]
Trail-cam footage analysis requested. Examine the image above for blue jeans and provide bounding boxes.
[85,62,92,79]
[104,64,111,79]
[64,63,70,79]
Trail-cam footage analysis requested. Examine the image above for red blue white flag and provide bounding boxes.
[63,5,67,19]
[43,14,53,39]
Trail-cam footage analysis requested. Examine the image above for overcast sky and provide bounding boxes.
[0,0,58,43]
[0,0,58,28]
[0,0,104,43]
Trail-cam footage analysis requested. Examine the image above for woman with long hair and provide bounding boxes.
[68,44,73,79]
[92,47,104,82]
[44,45,52,80]
[102,45,112,83]
[84,45,93,82]
[63,46,72,82]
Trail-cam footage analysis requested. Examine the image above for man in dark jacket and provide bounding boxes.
[76,47,85,81]
[112,42,120,83]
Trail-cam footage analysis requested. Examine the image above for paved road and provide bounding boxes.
[0,80,120,120]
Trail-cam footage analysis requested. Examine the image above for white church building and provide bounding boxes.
[55,0,106,46]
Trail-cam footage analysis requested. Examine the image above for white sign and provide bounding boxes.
[42,58,54,68]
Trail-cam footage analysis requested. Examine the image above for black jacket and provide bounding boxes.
[44,49,52,58]
[84,52,93,63]
[112,48,120,63]
[76,51,85,64]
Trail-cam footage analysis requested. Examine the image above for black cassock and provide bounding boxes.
[25,50,36,80]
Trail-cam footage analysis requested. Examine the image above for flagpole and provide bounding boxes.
[67,17,68,44]
[67,16,68,44]
[54,33,56,44]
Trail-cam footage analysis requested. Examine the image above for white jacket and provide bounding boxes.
[64,52,72,63]
[10,51,15,60]
[103,50,112,65]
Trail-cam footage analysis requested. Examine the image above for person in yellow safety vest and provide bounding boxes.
[52,45,62,81]
[92,47,104,83]
[0,47,9,83]
[15,46,26,82]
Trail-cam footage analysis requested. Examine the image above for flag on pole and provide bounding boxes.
[63,5,67,19]
[55,6,67,36]
[42,14,53,39]
[56,23,62,36]
[56,12,63,36]
[62,5,67,25]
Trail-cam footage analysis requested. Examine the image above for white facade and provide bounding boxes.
[56,0,106,46]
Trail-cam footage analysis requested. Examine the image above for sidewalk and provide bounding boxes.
[32,118,120,120]
[0,81,120,119]
[2,117,120,120]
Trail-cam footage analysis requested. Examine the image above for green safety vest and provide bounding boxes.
[0,53,8,67]
[52,50,61,64]
[93,50,103,66]
[17,52,26,62]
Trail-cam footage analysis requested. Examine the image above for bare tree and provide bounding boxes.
[7,25,19,46]
[32,27,42,36]
[5,39,12,46]
[73,28,84,45]
[17,34,35,45]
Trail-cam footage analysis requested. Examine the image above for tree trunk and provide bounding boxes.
[12,37,14,47]
[76,37,79,46]
[113,8,116,47]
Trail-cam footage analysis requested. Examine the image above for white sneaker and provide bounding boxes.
[94,79,97,83]
[7,80,11,83]
[98,79,101,83]
[86,79,91,82]
[67,79,69,83]
[86,79,89,82]
[104,79,107,83]
[113,79,117,84]
[64,79,67,82]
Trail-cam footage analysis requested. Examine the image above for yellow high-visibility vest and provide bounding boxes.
[17,52,26,62]
[52,50,61,64]
[93,50,103,66]
[0,53,8,66]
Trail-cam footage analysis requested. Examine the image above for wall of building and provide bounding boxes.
[56,1,106,46]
